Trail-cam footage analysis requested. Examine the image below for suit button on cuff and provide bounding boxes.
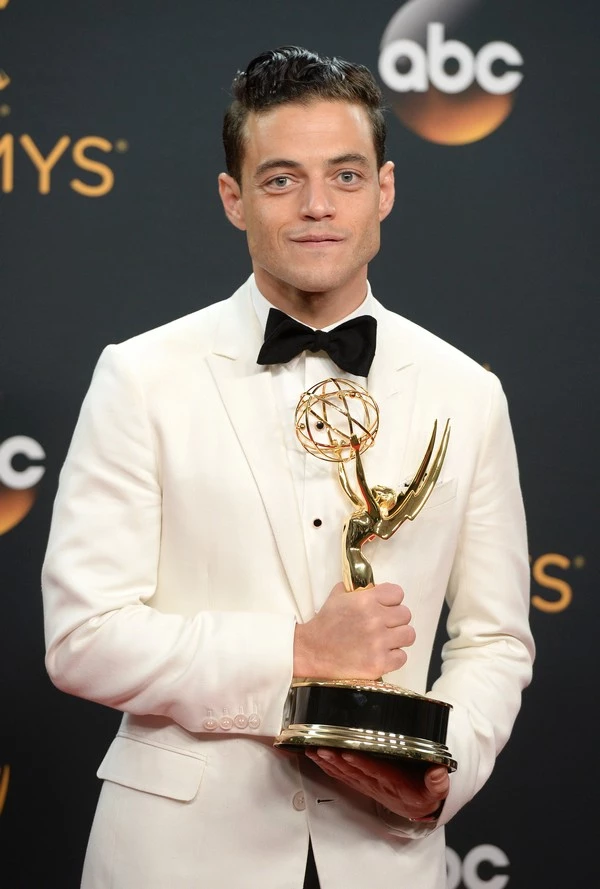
[248,714,261,729]
[219,716,234,731]
[233,714,249,729]
[203,717,218,731]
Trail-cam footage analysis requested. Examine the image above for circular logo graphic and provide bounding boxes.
[379,0,524,145]
[0,435,46,534]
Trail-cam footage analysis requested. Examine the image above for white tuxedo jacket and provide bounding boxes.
[41,277,534,889]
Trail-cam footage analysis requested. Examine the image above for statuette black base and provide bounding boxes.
[273,678,457,772]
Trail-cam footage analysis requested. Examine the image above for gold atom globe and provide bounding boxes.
[294,378,379,463]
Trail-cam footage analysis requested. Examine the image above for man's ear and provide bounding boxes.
[378,161,395,222]
[218,172,247,231]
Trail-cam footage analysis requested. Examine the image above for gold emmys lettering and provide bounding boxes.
[274,378,457,770]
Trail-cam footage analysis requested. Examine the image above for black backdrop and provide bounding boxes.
[1,2,597,887]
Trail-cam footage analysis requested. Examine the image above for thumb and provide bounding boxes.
[424,766,450,798]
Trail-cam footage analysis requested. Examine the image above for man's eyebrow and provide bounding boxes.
[254,159,302,178]
[327,153,371,168]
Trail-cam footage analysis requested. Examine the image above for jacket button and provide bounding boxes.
[203,717,218,731]
[219,716,234,731]
[233,714,249,729]
[292,791,306,811]
[248,714,261,729]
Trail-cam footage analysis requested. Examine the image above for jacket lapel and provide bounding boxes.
[364,299,420,493]
[205,282,314,621]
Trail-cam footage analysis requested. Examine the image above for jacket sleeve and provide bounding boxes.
[41,344,296,737]
[378,371,535,837]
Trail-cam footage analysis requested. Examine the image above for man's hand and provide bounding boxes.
[293,581,415,679]
[305,749,449,821]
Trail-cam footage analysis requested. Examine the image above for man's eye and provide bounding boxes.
[269,176,290,188]
[339,171,357,184]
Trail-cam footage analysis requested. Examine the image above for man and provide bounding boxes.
[41,46,534,889]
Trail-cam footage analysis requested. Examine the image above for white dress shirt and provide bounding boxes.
[250,277,375,611]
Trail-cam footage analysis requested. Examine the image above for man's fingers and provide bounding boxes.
[305,750,450,822]
[424,766,450,796]
[384,603,413,629]
[305,749,353,780]
[374,582,405,606]
[388,624,416,648]
[310,750,403,785]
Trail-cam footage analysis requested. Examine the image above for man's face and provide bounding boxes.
[219,100,394,302]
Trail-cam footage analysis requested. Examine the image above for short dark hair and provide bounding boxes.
[223,45,387,184]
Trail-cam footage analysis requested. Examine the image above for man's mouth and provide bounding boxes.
[291,234,344,243]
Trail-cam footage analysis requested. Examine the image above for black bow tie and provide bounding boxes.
[257,308,377,377]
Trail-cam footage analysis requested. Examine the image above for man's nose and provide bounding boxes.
[300,182,335,220]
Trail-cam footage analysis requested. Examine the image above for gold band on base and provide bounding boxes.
[274,722,457,771]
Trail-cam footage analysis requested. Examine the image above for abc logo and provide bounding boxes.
[379,9,524,145]
[446,845,509,889]
[0,764,9,818]
[0,436,46,534]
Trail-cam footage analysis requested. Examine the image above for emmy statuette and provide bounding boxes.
[273,378,457,771]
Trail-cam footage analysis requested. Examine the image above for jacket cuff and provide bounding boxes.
[375,801,444,839]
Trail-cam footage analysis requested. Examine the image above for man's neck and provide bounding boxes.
[253,268,369,328]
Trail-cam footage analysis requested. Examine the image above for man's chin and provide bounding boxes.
[263,267,356,296]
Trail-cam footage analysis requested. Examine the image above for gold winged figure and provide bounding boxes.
[338,420,451,591]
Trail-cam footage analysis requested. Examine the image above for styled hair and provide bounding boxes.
[223,45,387,184]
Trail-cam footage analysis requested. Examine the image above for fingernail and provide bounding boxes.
[317,749,334,760]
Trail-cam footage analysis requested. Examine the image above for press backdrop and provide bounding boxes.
[1,1,597,887]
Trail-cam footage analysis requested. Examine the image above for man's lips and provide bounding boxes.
[290,235,345,243]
